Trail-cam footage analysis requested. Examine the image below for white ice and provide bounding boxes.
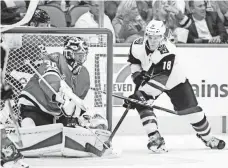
[25,134,228,168]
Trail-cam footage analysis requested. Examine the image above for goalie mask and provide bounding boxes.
[63,37,89,75]
[144,19,166,51]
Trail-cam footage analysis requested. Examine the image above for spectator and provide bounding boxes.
[45,0,67,11]
[179,0,228,43]
[74,0,116,43]
[104,1,118,22]
[68,0,81,10]
[206,0,226,24]
[28,9,51,27]
[217,1,228,26]
[152,0,189,43]
[1,0,25,25]
[136,1,153,23]
[112,0,146,43]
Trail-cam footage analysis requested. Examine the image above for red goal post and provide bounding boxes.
[1,27,113,131]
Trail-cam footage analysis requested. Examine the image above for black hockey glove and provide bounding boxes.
[1,85,14,100]
[122,94,137,109]
[132,71,151,87]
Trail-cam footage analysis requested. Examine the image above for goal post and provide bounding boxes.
[1,27,113,131]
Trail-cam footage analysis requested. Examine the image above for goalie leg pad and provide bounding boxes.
[62,127,111,157]
[6,123,63,157]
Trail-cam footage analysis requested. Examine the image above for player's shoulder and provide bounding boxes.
[157,39,177,56]
[130,37,145,56]
[132,37,144,45]
[46,52,63,62]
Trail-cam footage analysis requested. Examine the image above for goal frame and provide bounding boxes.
[4,27,113,131]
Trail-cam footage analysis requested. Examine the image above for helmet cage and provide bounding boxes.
[63,37,89,75]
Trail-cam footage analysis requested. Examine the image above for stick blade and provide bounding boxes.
[85,143,121,158]
[85,143,103,157]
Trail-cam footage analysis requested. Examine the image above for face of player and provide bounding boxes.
[147,35,163,50]
[72,51,87,65]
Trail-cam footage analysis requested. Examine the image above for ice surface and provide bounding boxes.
[25,134,228,168]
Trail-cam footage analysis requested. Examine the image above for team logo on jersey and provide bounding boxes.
[133,38,144,44]
[157,44,169,54]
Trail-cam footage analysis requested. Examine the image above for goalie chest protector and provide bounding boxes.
[19,53,90,114]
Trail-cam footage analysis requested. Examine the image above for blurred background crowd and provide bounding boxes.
[1,0,228,44]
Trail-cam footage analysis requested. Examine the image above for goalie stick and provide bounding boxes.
[6,100,23,148]
[85,105,131,157]
[85,85,138,157]
[90,87,202,116]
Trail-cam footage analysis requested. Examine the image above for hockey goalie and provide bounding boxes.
[6,37,118,158]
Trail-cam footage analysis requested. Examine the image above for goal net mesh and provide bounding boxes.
[1,28,113,129]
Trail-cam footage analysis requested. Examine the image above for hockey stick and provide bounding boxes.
[6,100,23,148]
[84,127,112,157]
[85,105,131,157]
[90,87,202,116]
[0,0,39,33]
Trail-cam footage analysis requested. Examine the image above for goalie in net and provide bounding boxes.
[10,36,115,157]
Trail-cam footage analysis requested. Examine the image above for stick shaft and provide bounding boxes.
[108,106,130,141]
[90,87,177,115]
[25,60,58,95]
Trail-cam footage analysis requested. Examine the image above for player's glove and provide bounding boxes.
[132,71,151,87]
[122,94,137,109]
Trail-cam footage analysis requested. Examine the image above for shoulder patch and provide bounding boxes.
[157,44,169,54]
[133,38,144,45]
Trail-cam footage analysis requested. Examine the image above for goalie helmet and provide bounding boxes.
[144,19,166,50]
[28,9,50,27]
[63,37,89,75]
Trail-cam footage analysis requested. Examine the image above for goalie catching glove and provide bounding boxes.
[52,80,88,118]
[53,81,108,130]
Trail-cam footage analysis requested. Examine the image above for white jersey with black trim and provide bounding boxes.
[128,37,186,90]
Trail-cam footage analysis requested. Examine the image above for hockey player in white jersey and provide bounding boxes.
[1,40,29,168]
[124,19,225,153]
[14,37,114,157]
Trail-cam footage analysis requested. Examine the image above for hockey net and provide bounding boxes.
[0,28,113,130]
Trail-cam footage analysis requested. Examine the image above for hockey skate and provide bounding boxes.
[2,158,29,168]
[147,131,168,153]
[197,134,226,149]
[1,143,29,168]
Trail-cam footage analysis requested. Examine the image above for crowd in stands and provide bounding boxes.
[1,0,228,44]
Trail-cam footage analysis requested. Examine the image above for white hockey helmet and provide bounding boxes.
[63,37,89,75]
[145,19,166,50]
